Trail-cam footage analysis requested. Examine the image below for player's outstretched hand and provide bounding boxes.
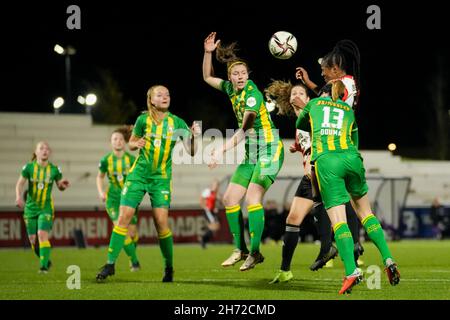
[204,32,220,53]
[295,67,310,84]
[289,143,298,153]
[58,179,70,191]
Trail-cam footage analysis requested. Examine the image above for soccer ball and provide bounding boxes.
[268,31,297,60]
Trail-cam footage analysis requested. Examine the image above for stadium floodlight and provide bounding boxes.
[388,143,397,152]
[53,97,64,114]
[54,44,65,55]
[54,44,76,112]
[77,95,86,105]
[85,93,97,106]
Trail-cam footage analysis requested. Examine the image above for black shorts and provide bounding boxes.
[294,175,323,203]
[294,176,313,200]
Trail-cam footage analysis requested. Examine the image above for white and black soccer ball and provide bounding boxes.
[268,31,298,60]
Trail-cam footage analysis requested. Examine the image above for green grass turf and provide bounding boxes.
[1,240,449,300]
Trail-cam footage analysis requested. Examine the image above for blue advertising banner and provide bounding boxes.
[400,206,450,238]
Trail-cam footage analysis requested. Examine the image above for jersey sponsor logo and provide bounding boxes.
[317,100,351,111]
[246,97,257,107]
[116,174,124,182]
[37,182,45,190]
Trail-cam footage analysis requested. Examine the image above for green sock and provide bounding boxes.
[334,223,357,276]
[123,236,139,264]
[107,226,127,264]
[39,240,51,268]
[247,204,265,254]
[225,205,247,251]
[158,230,173,268]
[362,214,393,264]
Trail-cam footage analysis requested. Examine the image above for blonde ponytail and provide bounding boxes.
[331,80,346,101]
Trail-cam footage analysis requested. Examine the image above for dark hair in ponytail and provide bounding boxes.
[321,40,361,106]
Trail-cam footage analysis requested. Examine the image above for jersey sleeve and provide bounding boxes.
[175,117,191,141]
[244,91,264,114]
[132,114,145,138]
[296,103,311,131]
[98,157,108,173]
[20,163,30,179]
[220,80,234,96]
[54,166,63,181]
[201,188,211,198]
[341,76,357,108]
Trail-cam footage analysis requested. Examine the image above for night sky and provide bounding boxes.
[1,1,449,155]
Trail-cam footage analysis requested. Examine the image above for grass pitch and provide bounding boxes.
[1,240,449,300]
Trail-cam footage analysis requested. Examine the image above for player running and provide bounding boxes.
[296,80,400,294]
[96,85,201,282]
[203,32,284,271]
[15,141,70,273]
[96,128,140,272]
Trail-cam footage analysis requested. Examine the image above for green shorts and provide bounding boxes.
[315,152,369,209]
[120,178,171,209]
[106,191,138,224]
[231,140,284,190]
[23,209,54,235]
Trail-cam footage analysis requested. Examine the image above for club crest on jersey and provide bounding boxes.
[246,97,257,107]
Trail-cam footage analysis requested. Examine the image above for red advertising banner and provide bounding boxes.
[0,209,232,247]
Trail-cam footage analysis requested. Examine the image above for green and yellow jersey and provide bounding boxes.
[296,96,359,161]
[21,161,63,216]
[99,151,136,197]
[128,111,191,181]
[221,80,281,159]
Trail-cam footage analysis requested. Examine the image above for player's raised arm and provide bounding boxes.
[203,32,223,90]
[296,67,320,95]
